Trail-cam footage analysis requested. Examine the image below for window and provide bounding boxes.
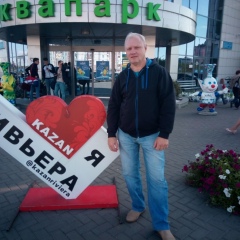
[196,15,208,38]
[8,42,28,76]
[190,0,197,13]
[178,0,223,80]
[0,42,4,49]
[155,47,166,67]
[186,42,194,56]
[182,0,197,14]
[178,56,194,76]
[182,0,189,8]
[194,37,207,57]
[179,44,187,56]
[197,0,209,16]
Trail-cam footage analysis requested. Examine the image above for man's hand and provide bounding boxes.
[108,137,119,152]
[153,137,169,151]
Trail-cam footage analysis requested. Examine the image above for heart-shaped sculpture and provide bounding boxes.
[26,95,106,159]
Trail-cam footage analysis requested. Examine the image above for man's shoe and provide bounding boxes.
[126,209,145,223]
[158,230,176,240]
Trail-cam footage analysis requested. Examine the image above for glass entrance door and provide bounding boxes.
[74,51,113,96]
[49,50,123,97]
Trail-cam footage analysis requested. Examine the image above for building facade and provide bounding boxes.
[0,0,240,93]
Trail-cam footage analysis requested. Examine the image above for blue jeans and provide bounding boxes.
[45,77,55,95]
[54,82,66,101]
[30,80,40,101]
[118,128,169,231]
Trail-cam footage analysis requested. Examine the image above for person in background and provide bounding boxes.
[25,58,40,101]
[226,118,240,134]
[230,70,240,109]
[42,57,55,95]
[107,33,176,240]
[78,67,91,95]
[82,67,91,95]
[216,78,227,105]
[64,62,72,95]
[74,65,78,96]
[54,60,66,101]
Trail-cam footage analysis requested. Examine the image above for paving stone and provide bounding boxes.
[18,228,38,240]
[174,226,192,240]
[30,229,53,240]
[50,230,68,240]
[80,231,98,240]
[66,230,84,240]
[1,101,240,240]
[189,227,210,239]
[222,230,240,240]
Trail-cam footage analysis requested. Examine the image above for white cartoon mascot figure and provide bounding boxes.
[190,64,228,113]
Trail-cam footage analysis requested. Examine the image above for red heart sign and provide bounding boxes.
[26,95,106,159]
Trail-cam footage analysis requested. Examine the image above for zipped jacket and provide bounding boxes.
[107,58,175,139]
[25,63,39,78]
[42,63,55,79]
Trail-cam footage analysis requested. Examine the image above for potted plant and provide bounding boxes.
[173,80,182,100]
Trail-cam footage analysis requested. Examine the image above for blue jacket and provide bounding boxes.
[107,59,175,139]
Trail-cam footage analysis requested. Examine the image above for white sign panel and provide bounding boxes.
[0,95,119,199]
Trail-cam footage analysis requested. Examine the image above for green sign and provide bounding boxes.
[0,0,162,23]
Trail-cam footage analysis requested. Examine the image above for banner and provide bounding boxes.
[122,54,129,70]
[96,61,110,81]
[0,95,119,199]
[76,61,90,81]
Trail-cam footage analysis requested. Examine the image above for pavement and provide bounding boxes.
[1,91,240,240]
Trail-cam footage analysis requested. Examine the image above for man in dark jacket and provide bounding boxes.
[25,58,40,101]
[107,33,175,240]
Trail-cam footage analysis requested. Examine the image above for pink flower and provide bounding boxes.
[233,164,240,171]
[182,165,189,172]
[205,176,215,185]
[208,168,216,174]
[198,165,204,170]
[183,145,240,214]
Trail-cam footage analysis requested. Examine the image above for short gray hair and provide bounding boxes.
[124,33,146,47]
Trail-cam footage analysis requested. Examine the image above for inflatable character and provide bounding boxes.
[0,78,2,95]
[190,64,228,113]
[0,62,16,105]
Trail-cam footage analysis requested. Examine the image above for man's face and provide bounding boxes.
[43,60,48,65]
[125,36,147,66]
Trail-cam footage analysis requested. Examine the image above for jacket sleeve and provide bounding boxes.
[107,77,122,138]
[42,66,45,79]
[31,64,39,78]
[25,65,30,75]
[158,68,176,139]
[49,64,56,74]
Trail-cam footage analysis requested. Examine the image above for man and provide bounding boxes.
[107,33,175,240]
[42,57,56,95]
[25,58,40,101]
[54,60,66,101]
